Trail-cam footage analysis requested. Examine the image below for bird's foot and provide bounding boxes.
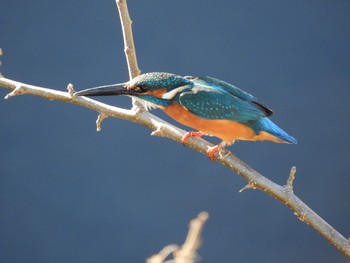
[181,131,207,145]
[207,141,228,160]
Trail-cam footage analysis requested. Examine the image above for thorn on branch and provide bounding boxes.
[96,113,108,132]
[294,209,309,223]
[151,123,166,137]
[67,83,75,97]
[286,166,297,193]
[4,84,24,99]
[239,182,257,193]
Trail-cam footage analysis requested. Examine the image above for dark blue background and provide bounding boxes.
[1,1,350,262]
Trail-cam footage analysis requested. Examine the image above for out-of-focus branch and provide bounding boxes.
[147,212,209,263]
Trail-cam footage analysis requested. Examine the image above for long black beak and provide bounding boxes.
[74,83,137,97]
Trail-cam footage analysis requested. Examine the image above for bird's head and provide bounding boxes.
[74,72,192,107]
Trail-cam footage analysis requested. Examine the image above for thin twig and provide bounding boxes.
[115,0,140,79]
[286,166,297,193]
[115,0,144,111]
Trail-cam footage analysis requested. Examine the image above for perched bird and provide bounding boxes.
[75,72,296,159]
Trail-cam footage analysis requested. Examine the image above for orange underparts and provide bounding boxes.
[163,102,283,144]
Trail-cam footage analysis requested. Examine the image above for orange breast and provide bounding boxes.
[163,103,283,144]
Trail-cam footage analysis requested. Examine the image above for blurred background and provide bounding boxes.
[1,1,350,262]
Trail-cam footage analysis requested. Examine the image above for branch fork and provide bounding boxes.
[4,84,24,99]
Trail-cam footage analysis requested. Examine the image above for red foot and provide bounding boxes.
[181,131,207,145]
[207,141,228,160]
[207,145,220,160]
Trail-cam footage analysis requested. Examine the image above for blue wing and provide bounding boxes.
[178,82,271,122]
[185,76,273,117]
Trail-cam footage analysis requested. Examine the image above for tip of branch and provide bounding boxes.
[197,211,209,222]
[96,113,108,132]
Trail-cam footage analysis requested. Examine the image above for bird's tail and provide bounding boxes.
[253,118,297,144]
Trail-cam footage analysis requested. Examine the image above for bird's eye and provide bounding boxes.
[134,85,148,93]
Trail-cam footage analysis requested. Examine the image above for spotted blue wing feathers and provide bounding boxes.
[178,76,272,122]
[178,88,267,122]
[185,76,273,117]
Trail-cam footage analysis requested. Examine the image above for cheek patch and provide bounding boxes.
[146,88,167,98]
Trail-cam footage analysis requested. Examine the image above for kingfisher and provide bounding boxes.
[75,72,297,159]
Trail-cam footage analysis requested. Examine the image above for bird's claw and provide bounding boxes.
[207,145,220,160]
[181,131,207,145]
[207,141,228,160]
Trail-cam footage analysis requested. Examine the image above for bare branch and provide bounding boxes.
[115,0,141,79]
[286,166,297,193]
[115,0,144,112]
[2,76,348,259]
